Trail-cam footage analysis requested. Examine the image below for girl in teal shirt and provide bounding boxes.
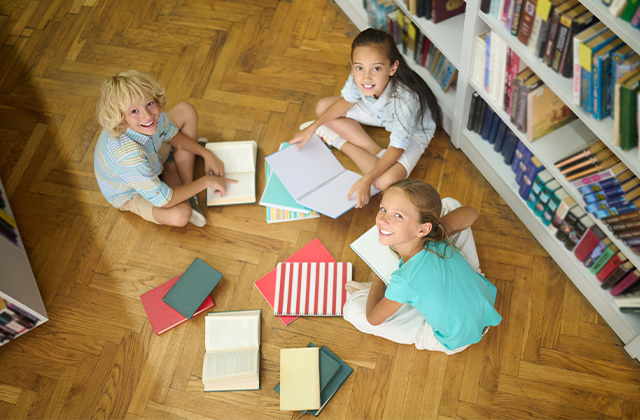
[343,179,502,354]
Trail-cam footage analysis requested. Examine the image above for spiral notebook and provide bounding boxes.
[350,225,399,286]
[273,262,351,316]
[264,135,379,219]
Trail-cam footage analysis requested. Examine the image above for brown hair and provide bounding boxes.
[384,179,454,259]
[96,70,167,137]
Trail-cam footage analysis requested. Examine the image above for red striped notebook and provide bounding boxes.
[273,262,351,316]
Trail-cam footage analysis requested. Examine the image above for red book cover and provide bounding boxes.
[611,269,640,296]
[595,254,626,282]
[574,226,606,262]
[431,0,466,24]
[140,275,215,335]
[254,238,336,326]
[420,37,432,68]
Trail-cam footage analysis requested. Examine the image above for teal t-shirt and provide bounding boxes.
[384,241,502,350]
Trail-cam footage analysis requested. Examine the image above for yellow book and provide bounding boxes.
[527,84,577,142]
[280,348,320,411]
[0,208,16,228]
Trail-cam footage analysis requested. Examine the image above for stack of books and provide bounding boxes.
[397,0,466,23]
[0,299,40,345]
[140,258,222,336]
[472,33,577,142]
[386,10,459,92]
[467,93,520,165]
[274,343,353,417]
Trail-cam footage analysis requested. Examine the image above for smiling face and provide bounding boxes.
[350,45,399,98]
[376,188,431,259]
[124,98,159,136]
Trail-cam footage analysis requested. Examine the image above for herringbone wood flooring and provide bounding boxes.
[1,0,640,418]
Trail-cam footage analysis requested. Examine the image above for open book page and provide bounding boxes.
[205,141,257,174]
[265,135,378,218]
[207,171,255,204]
[202,348,259,381]
[205,314,260,351]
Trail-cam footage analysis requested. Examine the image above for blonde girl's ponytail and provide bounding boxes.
[385,179,454,259]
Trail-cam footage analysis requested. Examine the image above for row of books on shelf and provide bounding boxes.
[468,96,640,310]
[366,0,465,26]
[0,190,18,247]
[0,299,40,344]
[479,0,640,148]
[472,36,578,142]
[385,10,458,91]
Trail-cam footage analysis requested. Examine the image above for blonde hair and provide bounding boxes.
[384,179,454,259]
[96,70,167,137]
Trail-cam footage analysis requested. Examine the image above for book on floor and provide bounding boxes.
[202,309,261,392]
[350,225,400,286]
[140,275,215,335]
[205,140,258,206]
[254,238,337,326]
[162,258,223,319]
[274,342,353,417]
[273,262,351,316]
[265,135,379,219]
[280,347,321,411]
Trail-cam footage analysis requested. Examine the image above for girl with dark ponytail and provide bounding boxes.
[342,180,502,354]
[291,28,443,209]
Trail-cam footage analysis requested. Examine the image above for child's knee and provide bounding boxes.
[169,203,192,227]
[315,98,333,117]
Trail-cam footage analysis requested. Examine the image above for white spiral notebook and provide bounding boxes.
[264,135,379,219]
[349,226,400,286]
[273,262,351,316]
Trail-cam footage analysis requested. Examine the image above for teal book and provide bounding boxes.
[580,30,617,114]
[162,258,223,319]
[275,343,353,417]
[260,143,313,214]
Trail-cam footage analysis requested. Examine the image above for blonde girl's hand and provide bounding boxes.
[204,149,225,177]
[348,178,372,208]
[207,175,238,197]
[290,126,315,151]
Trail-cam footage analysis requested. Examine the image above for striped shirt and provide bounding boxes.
[341,73,436,150]
[94,112,178,208]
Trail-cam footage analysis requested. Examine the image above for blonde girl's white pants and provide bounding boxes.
[342,198,482,355]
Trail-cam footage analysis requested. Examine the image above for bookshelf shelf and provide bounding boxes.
[335,0,640,361]
[0,177,48,346]
[392,0,465,68]
[470,76,640,279]
[478,11,640,177]
[461,128,640,346]
[578,0,640,54]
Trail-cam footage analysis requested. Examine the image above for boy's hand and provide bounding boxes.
[290,127,314,151]
[348,178,372,208]
[207,175,238,197]
[204,150,225,177]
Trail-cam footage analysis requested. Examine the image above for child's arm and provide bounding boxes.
[290,98,355,150]
[168,132,225,176]
[348,147,404,208]
[440,206,479,236]
[161,176,237,208]
[366,273,403,326]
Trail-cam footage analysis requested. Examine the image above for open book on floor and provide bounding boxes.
[202,309,261,392]
[265,135,379,219]
[205,140,258,206]
[350,225,400,286]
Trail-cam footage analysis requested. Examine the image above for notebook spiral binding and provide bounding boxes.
[296,170,346,201]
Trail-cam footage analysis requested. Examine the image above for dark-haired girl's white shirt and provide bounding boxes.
[340,73,436,150]
[384,241,502,351]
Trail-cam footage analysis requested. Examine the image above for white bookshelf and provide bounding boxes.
[335,0,640,360]
[0,177,48,346]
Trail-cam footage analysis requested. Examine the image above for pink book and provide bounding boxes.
[273,262,351,316]
[140,275,214,335]
[611,269,640,296]
[254,238,336,326]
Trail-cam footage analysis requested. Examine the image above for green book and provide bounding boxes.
[274,343,353,417]
[619,71,640,151]
[259,143,312,214]
[162,258,223,319]
[620,0,640,21]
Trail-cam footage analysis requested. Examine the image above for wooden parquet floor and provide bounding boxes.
[1,0,640,418]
